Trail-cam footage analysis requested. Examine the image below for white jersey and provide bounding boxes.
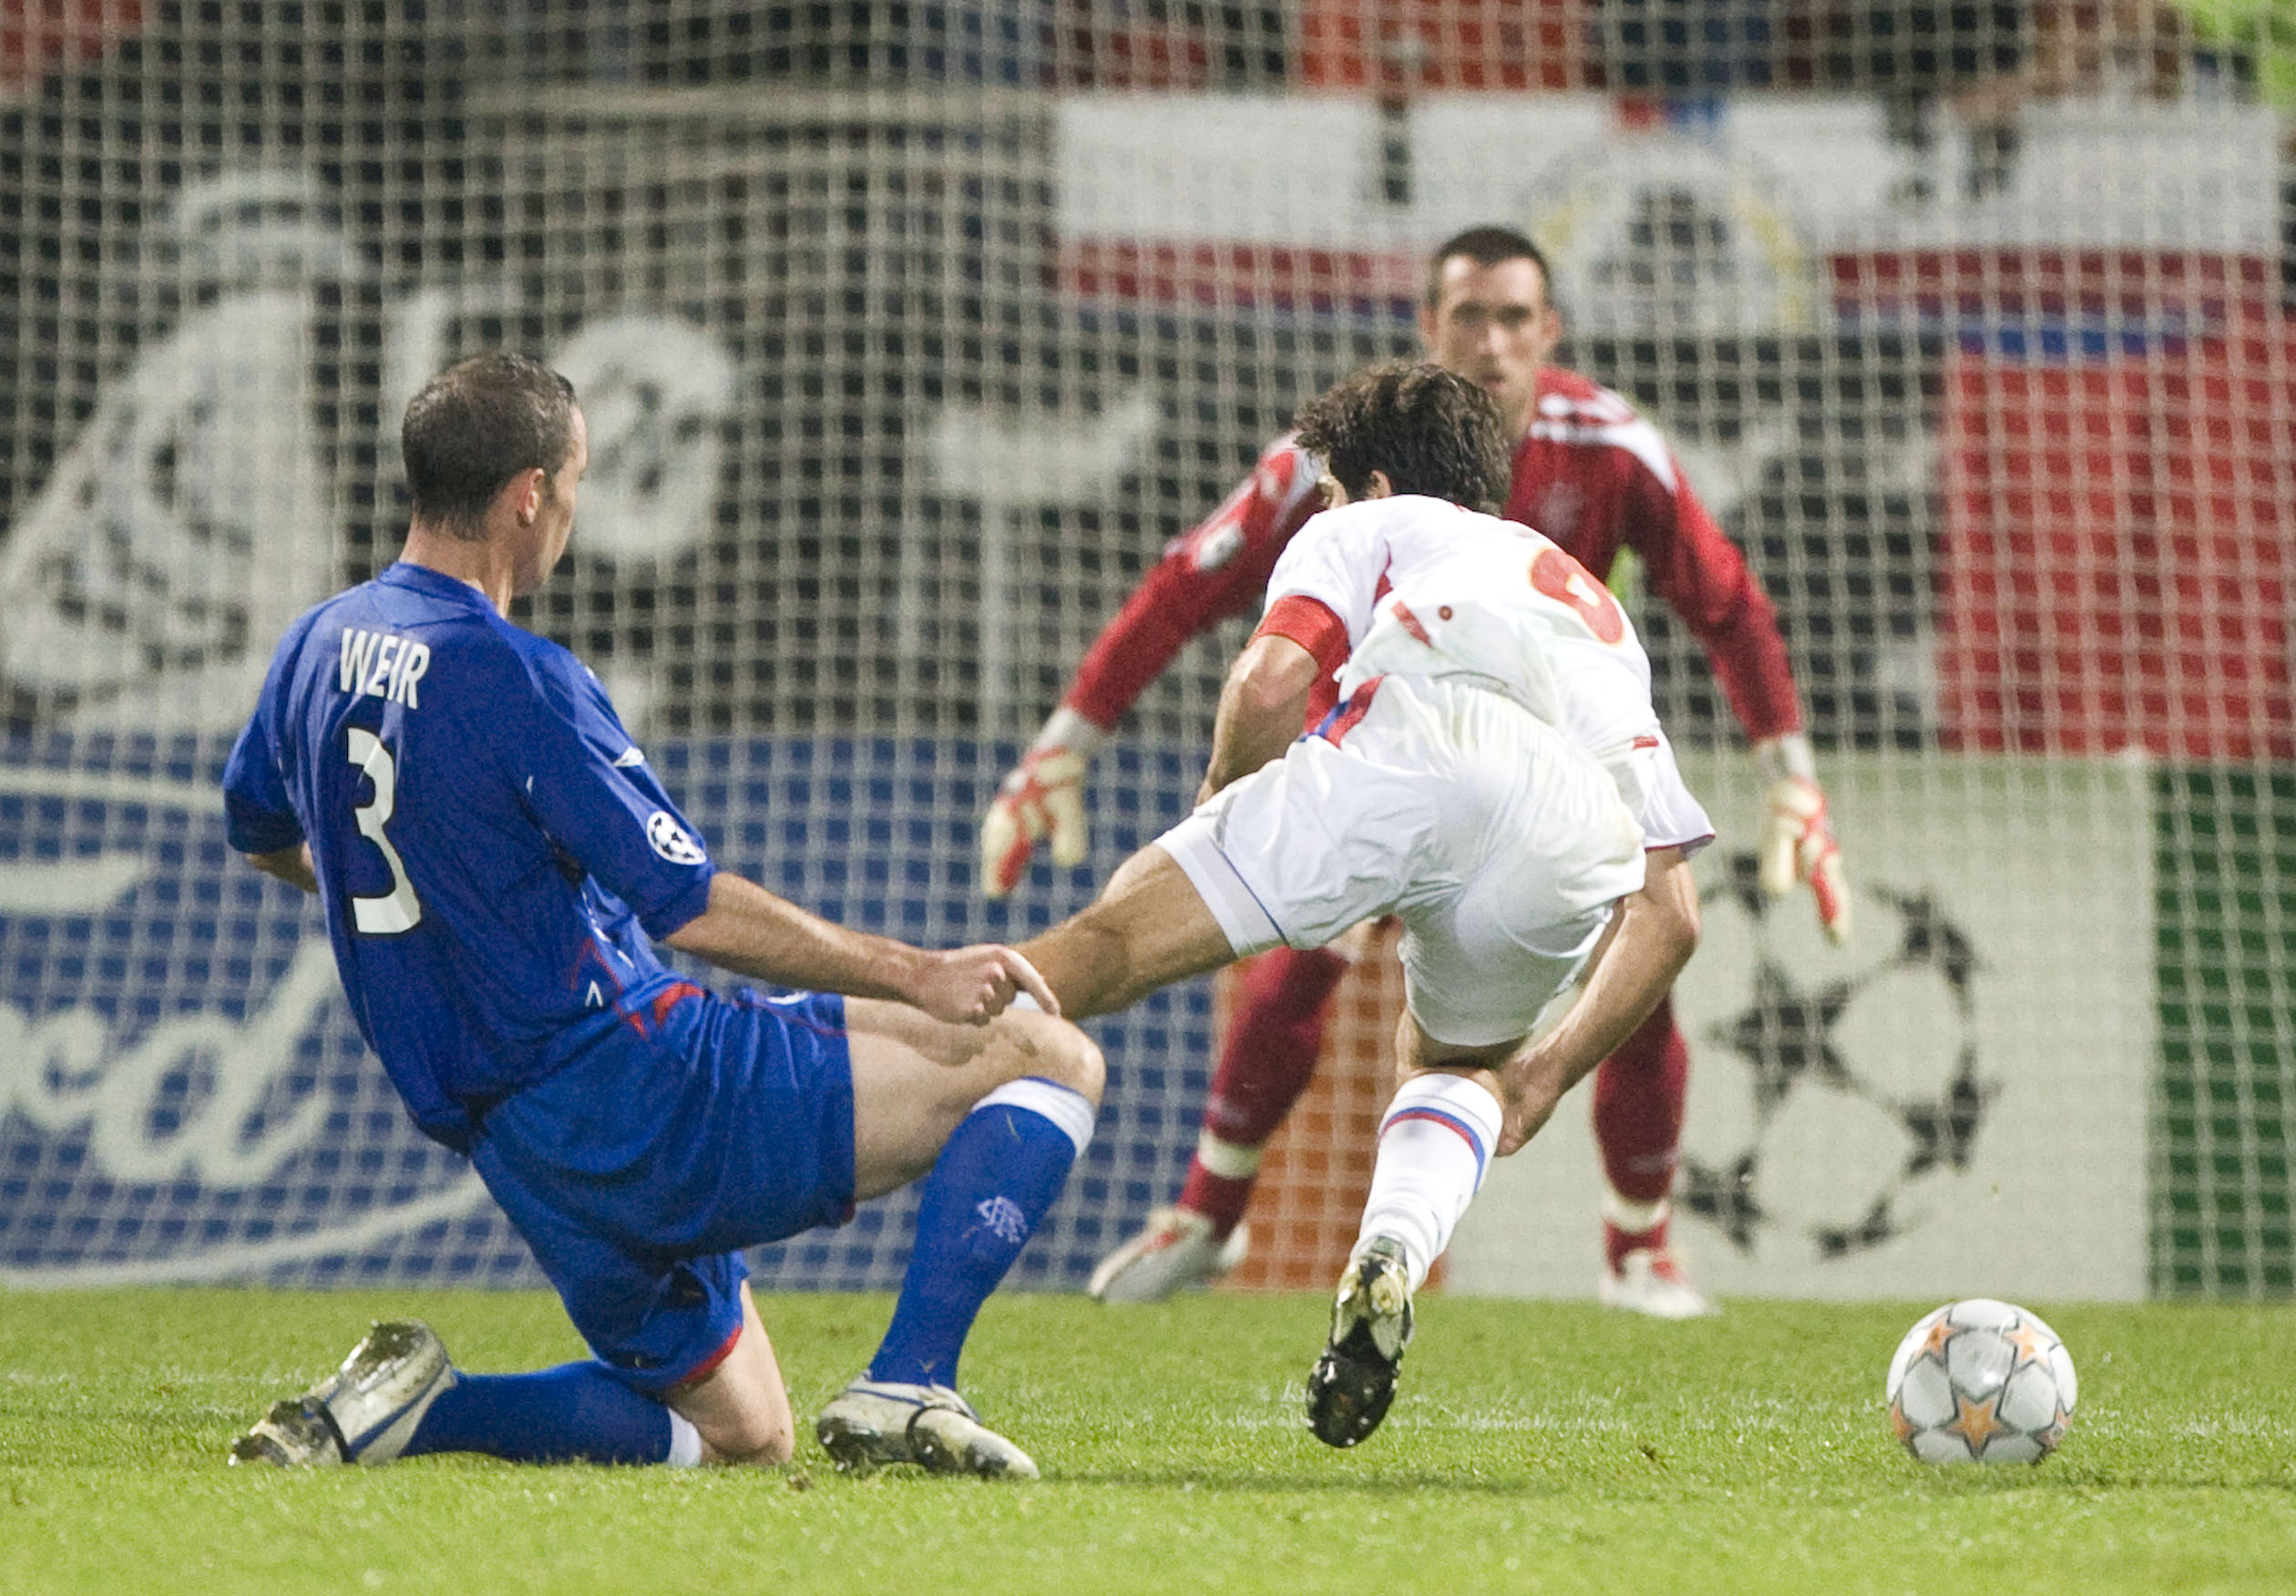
[1261,494,1711,850]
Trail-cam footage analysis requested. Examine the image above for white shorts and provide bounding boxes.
[1158,674,1648,1047]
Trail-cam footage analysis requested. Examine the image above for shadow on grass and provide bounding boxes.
[1914,1466,2296,1495]
[1044,1466,1573,1496]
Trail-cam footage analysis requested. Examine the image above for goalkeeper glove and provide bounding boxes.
[1756,732,1850,945]
[980,708,1109,898]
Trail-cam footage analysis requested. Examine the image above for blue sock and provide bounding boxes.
[866,1077,1095,1391]
[403,1362,679,1465]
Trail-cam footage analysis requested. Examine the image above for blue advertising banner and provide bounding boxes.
[0,734,1215,1290]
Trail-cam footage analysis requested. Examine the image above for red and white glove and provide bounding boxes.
[980,708,1108,898]
[1757,732,1850,945]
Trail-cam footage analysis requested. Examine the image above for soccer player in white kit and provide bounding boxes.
[1019,362,1710,1446]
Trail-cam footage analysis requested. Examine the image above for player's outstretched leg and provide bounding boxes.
[230,1320,710,1468]
[1592,999,1717,1319]
[1306,1235,1415,1448]
[1089,942,1349,1303]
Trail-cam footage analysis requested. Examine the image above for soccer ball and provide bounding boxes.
[1885,1299,2077,1464]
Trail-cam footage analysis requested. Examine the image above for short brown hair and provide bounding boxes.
[1291,361,1512,513]
[401,353,579,538]
[1425,224,1554,312]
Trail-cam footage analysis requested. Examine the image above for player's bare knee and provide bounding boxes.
[702,1414,795,1468]
[1048,1022,1106,1103]
[1001,1011,1105,1103]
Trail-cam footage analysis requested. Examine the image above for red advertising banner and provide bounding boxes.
[1940,303,2294,761]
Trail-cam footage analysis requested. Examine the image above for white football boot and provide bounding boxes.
[229,1320,456,1467]
[1599,1249,1721,1319]
[1086,1206,1250,1304]
[815,1377,1039,1480]
[1305,1235,1415,1448]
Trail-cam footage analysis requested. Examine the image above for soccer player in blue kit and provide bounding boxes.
[223,353,1102,1479]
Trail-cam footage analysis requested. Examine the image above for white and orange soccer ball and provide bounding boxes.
[1885,1299,2077,1465]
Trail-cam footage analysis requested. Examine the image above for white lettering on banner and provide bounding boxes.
[0,941,344,1187]
[0,856,152,916]
[0,762,494,1282]
[0,764,356,1190]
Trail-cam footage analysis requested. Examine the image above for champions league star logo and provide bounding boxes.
[1526,126,1816,339]
[1679,853,2000,1262]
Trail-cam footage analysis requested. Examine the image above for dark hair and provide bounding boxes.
[1291,361,1512,513]
[1425,224,1554,312]
[401,353,579,538]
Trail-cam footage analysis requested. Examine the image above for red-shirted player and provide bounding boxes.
[979,226,1850,1316]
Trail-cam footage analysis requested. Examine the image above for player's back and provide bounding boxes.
[225,562,706,1151]
[1269,495,1660,768]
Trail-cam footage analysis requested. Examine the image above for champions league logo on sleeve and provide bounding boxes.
[646,812,707,866]
[0,753,491,1284]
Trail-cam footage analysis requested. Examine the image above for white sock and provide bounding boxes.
[1356,1074,1503,1291]
[666,1409,704,1468]
[1602,1189,1669,1236]
[1194,1130,1263,1179]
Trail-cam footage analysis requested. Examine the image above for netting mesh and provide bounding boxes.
[0,1,2289,1298]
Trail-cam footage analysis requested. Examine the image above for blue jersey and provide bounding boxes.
[223,561,718,1151]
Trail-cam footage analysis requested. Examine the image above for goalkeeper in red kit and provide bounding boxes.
[981,226,1850,1316]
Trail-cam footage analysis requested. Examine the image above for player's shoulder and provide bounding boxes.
[1300,493,1419,544]
[1532,365,1647,427]
[1527,367,1677,492]
[482,613,593,707]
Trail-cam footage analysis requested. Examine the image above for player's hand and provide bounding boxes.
[1758,772,1850,944]
[1495,1042,1566,1157]
[980,747,1091,897]
[910,945,1063,1026]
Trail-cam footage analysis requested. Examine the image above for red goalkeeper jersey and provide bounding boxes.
[1062,365,1802,742]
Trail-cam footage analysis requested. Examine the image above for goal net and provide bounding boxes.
[0,2,2287,1302]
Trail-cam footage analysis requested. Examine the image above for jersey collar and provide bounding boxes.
[378,559,498,613]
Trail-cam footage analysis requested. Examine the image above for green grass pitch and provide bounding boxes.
[2,1288,2292,1595]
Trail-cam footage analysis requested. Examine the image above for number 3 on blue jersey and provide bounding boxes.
[347,727,423,934]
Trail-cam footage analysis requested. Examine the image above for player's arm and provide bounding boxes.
[662,874,1057,1025]
[980,440,1320,895]
[1198,631,1322,801]
[222,675,320,896]
[517,653,1056,1026]
[1495,844,1700,1156]
[1628,461,1850,943]
[248,844,319,895]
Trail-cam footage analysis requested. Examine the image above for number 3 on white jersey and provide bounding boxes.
[347,727,423,934]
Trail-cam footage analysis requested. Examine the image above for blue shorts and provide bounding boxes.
[472,987,856,1396]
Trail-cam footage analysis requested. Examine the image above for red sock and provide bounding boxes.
[1176,945,1350,1236]
[1594,996,1689,1269]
